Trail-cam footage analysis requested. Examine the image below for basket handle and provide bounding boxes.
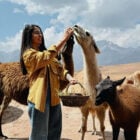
[65,82,87,95]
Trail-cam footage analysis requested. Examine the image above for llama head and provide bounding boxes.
[73,25,100,53]
[95,76,125,105]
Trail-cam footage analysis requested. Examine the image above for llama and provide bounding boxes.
[124,71,140,88]
[95,76,140,140]
[73,25,107,140]
[0,35,74,139]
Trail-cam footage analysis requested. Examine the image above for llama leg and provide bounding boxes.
[91,113,96,135]
[96,106,106,140]
[112,126,120,140]
[79,107,89,140]
[0,95,6,138]
[109,111,120,140]
[0,115,6,138]
[124,129,137,140]
[0,95,11,138]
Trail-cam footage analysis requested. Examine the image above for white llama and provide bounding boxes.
[73,25,107,140]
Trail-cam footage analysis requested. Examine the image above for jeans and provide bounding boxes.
[28,101,62,140]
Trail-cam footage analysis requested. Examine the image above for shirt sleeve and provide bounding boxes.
[23,45,58,74]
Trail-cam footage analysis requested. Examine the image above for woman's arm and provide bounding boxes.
[55,28,73,52]
[66,73,77,84]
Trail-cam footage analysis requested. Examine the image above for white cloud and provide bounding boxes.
[77,0,140,29]
[7,0,45,14]
[7,0,88,15]
[7,0,140,29]
[44,26,72,49]
[93,24,140,48]
[6,0,140,28]
[44,26,61,47]
[0,26,66,53]
[13,8,24,13]
[1,0,140,50]
[0,30,22,52]
[118,24,140,47]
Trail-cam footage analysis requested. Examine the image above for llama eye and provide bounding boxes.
[108,86,113,91]
[86,31,90,36]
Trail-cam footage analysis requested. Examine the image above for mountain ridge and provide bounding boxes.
[0,40,140,71]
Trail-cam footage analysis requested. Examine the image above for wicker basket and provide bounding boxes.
[59,82,89,107]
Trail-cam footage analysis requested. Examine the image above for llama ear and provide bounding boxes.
[92,40,100,54]
[113,77,126,86]
[107,76,110,79]
[94,43,100,54]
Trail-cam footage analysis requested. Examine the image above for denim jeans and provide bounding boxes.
[28,99,62,140]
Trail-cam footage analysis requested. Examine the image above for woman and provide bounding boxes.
[20,24,77,140]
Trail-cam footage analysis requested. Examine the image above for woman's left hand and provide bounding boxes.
[69,78,78,85]
[66,73,78,84]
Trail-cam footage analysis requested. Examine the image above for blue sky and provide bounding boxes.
[0,0,140,52]
[0,1,50,39]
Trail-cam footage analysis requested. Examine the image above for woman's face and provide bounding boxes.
[32,26,43,50]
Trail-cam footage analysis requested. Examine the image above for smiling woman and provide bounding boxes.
[31,27,43,50]
[20,24,78,140]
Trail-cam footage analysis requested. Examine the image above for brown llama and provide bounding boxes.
[73,25,107,140]
[0,35,74,139]
[95,76,140,140]
[124,71,140,88]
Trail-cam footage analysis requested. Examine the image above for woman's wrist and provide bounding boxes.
[66,73,73,81]
[55,27,73,52]
[66,73,78,84]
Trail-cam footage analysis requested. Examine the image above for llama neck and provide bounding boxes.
[81,44,100,97]
[109,95,127,120]
[62,55,74,76]
[82,45,100,86]
[60,54,74,91]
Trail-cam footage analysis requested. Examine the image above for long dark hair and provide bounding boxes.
[20,24,46,75]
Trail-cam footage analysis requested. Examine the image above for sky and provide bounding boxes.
[0,0,140,52]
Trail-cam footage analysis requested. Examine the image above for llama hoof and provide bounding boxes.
[92,131,97,135]
[78,129,82,133]
[0,135,8,140]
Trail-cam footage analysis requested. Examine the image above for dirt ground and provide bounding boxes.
[1,62,140,140]
[1,100,140,140]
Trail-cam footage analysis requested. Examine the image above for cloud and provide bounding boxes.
[87,0,140,29]
[0,30,22,52]
[1,0,140,50]
[7,0,88,15]
[7,0,45,14]
[0,26,66,52]
[44,26,61,47]
[92,24,140,48]
[13,8,24,13]
[7,0,140,29]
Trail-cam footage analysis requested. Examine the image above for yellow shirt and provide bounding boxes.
[23,46,68,112]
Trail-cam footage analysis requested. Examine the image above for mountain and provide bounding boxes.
[73,40,140,70]
[1,40,140,71]
[96,40,140,66]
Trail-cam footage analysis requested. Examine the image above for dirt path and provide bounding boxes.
[2,63,140,140]
[2,100,140,140]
